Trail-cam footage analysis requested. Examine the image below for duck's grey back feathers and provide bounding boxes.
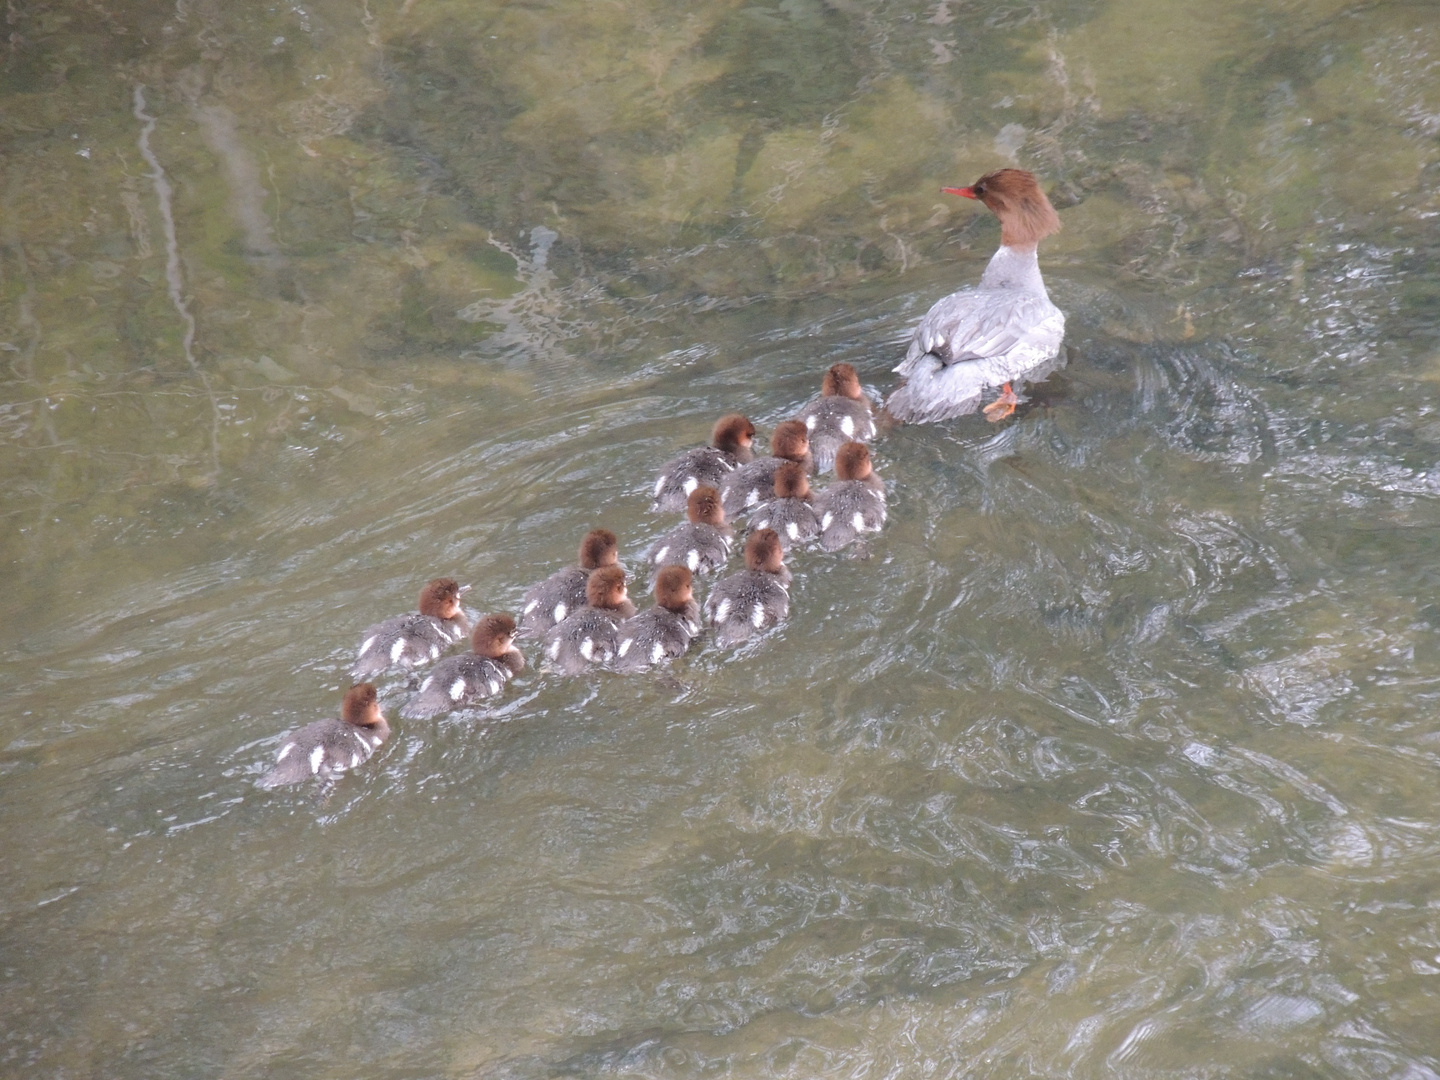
[704,570,789,648]
[614,602,702,672]
[351,612,468,678]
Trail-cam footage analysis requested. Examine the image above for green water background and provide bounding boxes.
[3,0,1440,1075]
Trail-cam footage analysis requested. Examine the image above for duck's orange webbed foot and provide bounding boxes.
[982,382,1020,423]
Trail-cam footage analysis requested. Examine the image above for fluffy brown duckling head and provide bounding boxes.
[418,578,468,620]
[687,485,726,527]
[471,613,517,659]
[943,168,1061,249]
[712,413,756,457]
[578,528,620,571]
[770,420,810,463]
[653,565,694,613]
[585,565,629,610]
[744,528,785,574]
[821,363,863,401]
[341,683,385,728]
[834,441,873,482]
[772,460,811,500]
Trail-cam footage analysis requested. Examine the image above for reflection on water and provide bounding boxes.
[2,0,1439,1076]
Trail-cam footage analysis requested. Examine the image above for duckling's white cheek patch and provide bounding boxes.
[309,746,326,774]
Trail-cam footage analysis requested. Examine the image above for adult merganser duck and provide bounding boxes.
[542,565,638,675]
[257,683,389,789]
[652,413,756,512]
[705,528,791,648]
[796,363,876,471]
[720,420,814,519]
[887,169,1064,424]
[351,578,471,678]
[519,529,620,638]
[615,565,702,672]
[749,460,820,551]
[648,484,733,579]
[402,614,525,720]
[812,441,887,551]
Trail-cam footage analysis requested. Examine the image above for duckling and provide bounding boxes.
[402,614,525,720]
[749,460,821,551]
[258,684,389,789]
[652,413,756,512]
[812,441,887,551]
[648,484,733,580]
[542,565,638,675]
[719,420,814,519]
[795,363,876,471]
[352,578,470,679]
[519,529,620,638]
[615,566,702,672]
[704,528,791,648]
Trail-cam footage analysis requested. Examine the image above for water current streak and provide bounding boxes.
[133,83,221,481]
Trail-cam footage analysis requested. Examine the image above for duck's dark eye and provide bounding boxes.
[974,184,986,196]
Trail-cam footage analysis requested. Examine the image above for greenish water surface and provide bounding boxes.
[3,0,1440,1076]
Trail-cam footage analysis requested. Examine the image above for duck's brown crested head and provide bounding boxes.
[687,485,726,527]
[744,528,785,574]
[585,565,629,609]
[771,420,810,463]
[772,460,811,500]
[834,441,873,481]
[945,168,1061,248]
[821,363,863,401]
[653,565,694,612]
[578,529,619,571]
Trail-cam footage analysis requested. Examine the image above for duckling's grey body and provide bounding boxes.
[749,497,821,551]
[648,522,732,577]
[543,603,636,675]
[615,602,702,672]
[352,613,468,678]
[813,480,887,551]
[704,569,790,648]
[652,447,739,513]
[519,567,590,637]
[402,651,524,719]
[797,397,875,472]
[258,718,387,789]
